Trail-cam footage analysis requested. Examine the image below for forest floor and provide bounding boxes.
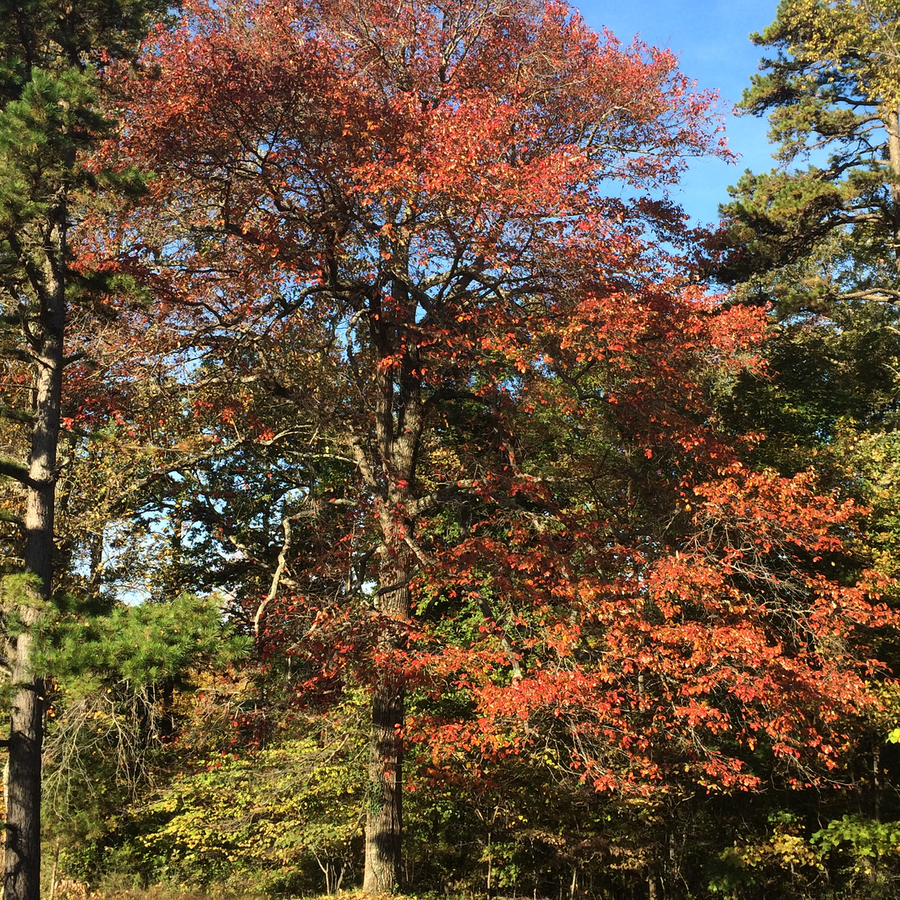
[74,889,466,900]
[79,890,540,900]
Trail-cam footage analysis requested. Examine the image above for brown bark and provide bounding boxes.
[362,554,411,894]
[359,272,421,894]
[5,203,66,900]
[363,682,405,893]
[5,636,43,900]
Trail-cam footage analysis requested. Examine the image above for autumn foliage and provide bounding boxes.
[33,0,900,894]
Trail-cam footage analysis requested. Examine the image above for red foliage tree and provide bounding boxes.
[98,0,895,890]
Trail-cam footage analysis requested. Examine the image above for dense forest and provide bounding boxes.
[1,0,900,898]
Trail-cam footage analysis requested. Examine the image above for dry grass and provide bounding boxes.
[82,887,442,900]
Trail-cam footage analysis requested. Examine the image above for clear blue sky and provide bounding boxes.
[574,0,781,224]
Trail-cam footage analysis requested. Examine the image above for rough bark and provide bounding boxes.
[361,319,419,893]
[5,634,44,900]
[362,549,412,894]
[363,680,405,892]
[5,200,66,900]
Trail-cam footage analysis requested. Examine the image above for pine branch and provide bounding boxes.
[0,456,34,487]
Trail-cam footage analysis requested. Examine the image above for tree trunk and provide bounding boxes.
[5,637,44,900]
[5,206,66,900]
[360,271,421,893]
[363,683,404,893]
[362,552,411,894]
[887,108,900,277]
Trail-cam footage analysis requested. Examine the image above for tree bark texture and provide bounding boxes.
[5,203,66,900]
[357,272,422,894]
[362,555,410,894]
[363,682,405,894]
[5,636,44,900]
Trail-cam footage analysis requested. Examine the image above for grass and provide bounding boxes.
[77,887,458,900]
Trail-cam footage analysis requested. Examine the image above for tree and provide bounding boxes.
[104,0,895,891]
[0,3,169,898]
[708,8,900,892]
[712,0,900,718]
[38,593,248,889]
[716,0,900,468]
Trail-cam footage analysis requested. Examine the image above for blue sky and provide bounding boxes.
[573,0,781,224]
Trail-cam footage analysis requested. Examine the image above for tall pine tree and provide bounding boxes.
[0,3,170,898]
[717,0,900,466]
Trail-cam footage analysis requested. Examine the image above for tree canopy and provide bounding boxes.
[0,1,898,899]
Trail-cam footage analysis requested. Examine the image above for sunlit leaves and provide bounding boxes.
[96,0,898,817]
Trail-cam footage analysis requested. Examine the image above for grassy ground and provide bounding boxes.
[71,888,450,900]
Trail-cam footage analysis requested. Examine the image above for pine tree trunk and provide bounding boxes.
[5,204,66,900]
[362,553,410,894]
[5,642,44,900]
